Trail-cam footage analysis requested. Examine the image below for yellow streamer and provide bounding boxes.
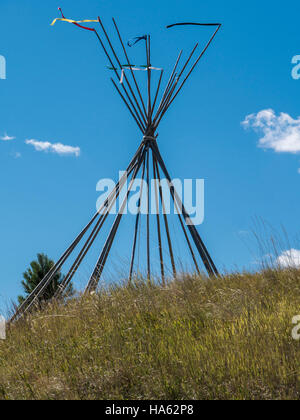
[51,18,98,26]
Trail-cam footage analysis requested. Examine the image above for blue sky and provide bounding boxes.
[1,0,300,307]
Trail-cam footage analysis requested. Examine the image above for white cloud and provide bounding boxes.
[25,139,80,157]
[242,109,300,153]
[1,133,15,141]
[277,249,300,268]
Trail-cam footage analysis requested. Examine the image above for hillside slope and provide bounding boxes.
[0,269,299,400]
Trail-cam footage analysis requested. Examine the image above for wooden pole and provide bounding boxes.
[129,155,146,281]
[57,149,142,297]
[152,149,165,285]
[112,18,148,119]
[86,145,147,293]
[151,141,218,276]
[146,147,151,281]
[164,25,221,112]
[111,78,145,133]
[97,18,147,129]
[154,156,177,279]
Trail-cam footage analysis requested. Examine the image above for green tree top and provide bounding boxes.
[18,253,74,305]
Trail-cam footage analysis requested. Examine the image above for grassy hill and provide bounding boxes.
[0,268,299,400]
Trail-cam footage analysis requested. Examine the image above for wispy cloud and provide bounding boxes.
[25,139,80,157]
[242,109,300,153]
[0,133,15,141]
[277,249,300,268]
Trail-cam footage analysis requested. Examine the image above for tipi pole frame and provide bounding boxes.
[14,142,144,318]
[97,17,148,128]
[94,29,145,132]
[154,71,177,121]
[10,20,222,322]
[112,18,148,118]
[152,149,165,285]
[129,154,147,282]
[151,140,219,276]
[9,209,105,323]
[146,147,151,281]
[153,43,199,127]
[163,25,221,114]
[56,150,142,298]
[154,156,177,279]
[111,78,145,133]
[150,69,164,122]
[93,28,146,131]
[86,145,147,293]
[154,80,179,129]
[146,35,152,127]
[152,50,182,125]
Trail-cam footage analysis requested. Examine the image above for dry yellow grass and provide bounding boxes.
[0,268,299,400]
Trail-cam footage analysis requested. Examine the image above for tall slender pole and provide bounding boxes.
[111,78,145,133]
[151,141,218,276]
[57,151,141,297]
[153,44,199,127]
[146,36,152,127]
[146,147,151,281]
[112,18,148,119]
[97,17,147,128]
[10,204,107,322]
[129,157,146,281]
[165,25,221,112]
[86,146,147,293]
[154,156,177,279]
[93,28,145,131]
[152,150,165,285]
[150,69,164,121]
[153,51,182,125]
[153,77,179,129]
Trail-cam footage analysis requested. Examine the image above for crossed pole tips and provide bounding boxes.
[10,10,222,323]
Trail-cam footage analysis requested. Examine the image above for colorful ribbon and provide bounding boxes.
[127,35,147,47]
[51,8,98,32]
[167,22,222,29]
[120,66,162,84]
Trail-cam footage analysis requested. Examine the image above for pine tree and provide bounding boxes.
[18,253,74,305]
